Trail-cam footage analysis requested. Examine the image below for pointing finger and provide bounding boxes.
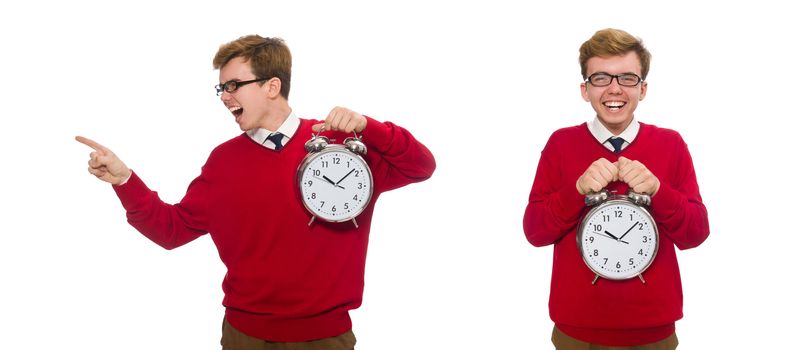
[76,136,109,153]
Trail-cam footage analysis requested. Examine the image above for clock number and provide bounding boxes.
[588,236,594,243]
[629,258,634,265]
[615,210,622,218]
[593,249,598,256]
[347,161,351,168]
[321,160,328,168]
[357,183,363,189]
[594,224,602,232]
[320,201,325,208]
[333,157,340,164]
[353,194,359,201]
[642,236,648,243]
[603,257,608,265]
[603,215,610,222]
[638,223,644,230]
[307,180,313,187]
[344,203,349,210]
[355,170,360,177]
[310,193,316,199]
[312,169,321,176]
[332,205,337,212]
[630,213,634,221]
[616,262,621,268]
[638,249,644,256]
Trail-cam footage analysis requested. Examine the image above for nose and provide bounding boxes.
[220,91,232,103]
[606,80,624,94]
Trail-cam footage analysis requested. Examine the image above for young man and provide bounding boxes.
[523,29,709,349]
[77,35,435,349]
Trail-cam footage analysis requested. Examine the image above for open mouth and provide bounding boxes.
[604,101,625,110]
[229,106,243,118]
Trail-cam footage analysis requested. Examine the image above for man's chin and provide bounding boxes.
[236,119,251,131]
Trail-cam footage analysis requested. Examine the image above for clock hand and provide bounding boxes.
[322,175,337,185]
[592,232,618,241]
[618,222,639,240]
[335,168,356,185]
[603,230,629,244]
[316,175,345,189]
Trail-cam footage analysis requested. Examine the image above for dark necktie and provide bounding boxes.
[608,137,625,153]
[266,132,284,150]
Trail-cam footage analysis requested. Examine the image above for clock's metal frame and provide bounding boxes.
[577,191,659,284]
[296,133,373,228]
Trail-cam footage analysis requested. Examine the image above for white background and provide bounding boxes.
[1,1,787,349]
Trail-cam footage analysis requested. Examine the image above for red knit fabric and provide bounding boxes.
[523,122,709,346]
[113,117,435,341]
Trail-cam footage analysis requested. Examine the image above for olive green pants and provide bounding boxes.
[221,318,356,350]
[552,327,678,350]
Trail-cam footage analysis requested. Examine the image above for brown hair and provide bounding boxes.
[579,28,651,80]
[213,35,292,99]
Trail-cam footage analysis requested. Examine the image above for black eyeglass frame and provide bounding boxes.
[215,77,271,96]
[585,72,643,87]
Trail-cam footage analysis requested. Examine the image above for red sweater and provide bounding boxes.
[523,122,709,346]
[112,117,435,341]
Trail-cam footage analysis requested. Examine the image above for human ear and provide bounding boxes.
[266,77,282,98]
[580,82,591,102]
[639,81,648,101]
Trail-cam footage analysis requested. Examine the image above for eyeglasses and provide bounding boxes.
[215,77,270,96]
[585,72,643,87]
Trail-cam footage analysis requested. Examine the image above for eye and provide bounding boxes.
[224,80,239,93]
[619,74,640,85]
[590,73,611,85]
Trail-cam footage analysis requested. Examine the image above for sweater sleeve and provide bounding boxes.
[523,134,586,247]
[649,136,709,250]
[112,169,210,250]
[360,116,436,192]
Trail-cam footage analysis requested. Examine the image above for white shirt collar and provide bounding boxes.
[587,117,640,145]
[246,110,300,148]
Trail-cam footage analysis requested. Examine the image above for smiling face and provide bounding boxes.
[581,51,648,135]
[219,57,278,131]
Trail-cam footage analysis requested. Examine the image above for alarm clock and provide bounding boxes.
[577,190,658,284]
[296,131,373,228]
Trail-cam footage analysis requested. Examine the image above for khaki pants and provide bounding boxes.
[221,318,356,350]
[552,327,678,350]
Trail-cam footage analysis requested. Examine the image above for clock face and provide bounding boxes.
[577,199,658,280]
[298,146,373,222]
